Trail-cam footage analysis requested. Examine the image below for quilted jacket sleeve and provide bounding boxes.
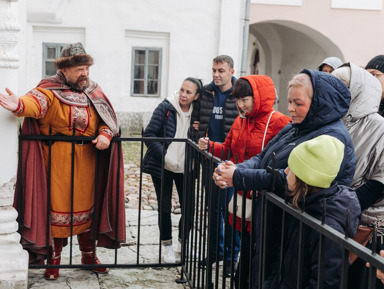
[143,101,169,161]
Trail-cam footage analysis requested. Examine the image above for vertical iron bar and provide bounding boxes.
[114,139,122,263]
[137,128,145,264]
[46,127,53,263]
[278,210,286,285]
[92,139,99,267]
[69,129,76,265]
[296,222,304,289]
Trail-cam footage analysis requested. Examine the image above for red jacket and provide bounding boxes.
[208,75,291,232]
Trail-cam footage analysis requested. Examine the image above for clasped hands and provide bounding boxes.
[213,160,237,189]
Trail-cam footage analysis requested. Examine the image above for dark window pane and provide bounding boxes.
[59,45,66,54]
[147,80,158,94]
[134,50,146,64]
[148,50,159,65]
[134,65,145,79]
[147,65,159,80]
[134,80,144,94]
[45,61,57,76]
[47,47,56,59]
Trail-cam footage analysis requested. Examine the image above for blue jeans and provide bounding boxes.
[210,187,240,261]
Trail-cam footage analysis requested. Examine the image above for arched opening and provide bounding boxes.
[247,20,344,115]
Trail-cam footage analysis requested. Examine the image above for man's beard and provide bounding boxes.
[66,76,90,91]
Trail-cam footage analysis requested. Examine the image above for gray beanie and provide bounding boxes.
[365,55,384,73]
[317,57,343,71]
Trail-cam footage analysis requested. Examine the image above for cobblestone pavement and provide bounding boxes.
[124,163,181,213]
[28,209,189,289]
[27,147,187,289]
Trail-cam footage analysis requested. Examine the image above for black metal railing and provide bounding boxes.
[15,130,384,288]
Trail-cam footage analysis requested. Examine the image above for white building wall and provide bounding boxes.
[20,0,244,129]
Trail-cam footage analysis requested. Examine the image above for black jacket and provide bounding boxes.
[142,99,176,178]
[188,77,238,142]
[263,185,360,289]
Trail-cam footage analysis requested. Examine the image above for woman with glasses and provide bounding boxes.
[198,75,291,287]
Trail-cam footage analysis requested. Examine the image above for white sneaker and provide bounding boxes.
[174,241,181,254]
[163,245,176,263]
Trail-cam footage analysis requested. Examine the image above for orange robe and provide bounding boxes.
[16,87,112,238]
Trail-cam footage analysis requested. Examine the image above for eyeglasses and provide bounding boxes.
[236,97,253,105]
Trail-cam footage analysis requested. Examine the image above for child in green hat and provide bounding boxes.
[263,135,361,289]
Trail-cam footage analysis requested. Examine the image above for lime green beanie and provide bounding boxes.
[287,135,345,188]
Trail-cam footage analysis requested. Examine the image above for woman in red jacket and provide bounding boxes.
[198,75,291,288]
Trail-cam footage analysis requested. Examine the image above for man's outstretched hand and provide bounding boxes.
[0,88,19,112]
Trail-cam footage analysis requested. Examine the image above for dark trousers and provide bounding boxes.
[235,230,251,289]
[151,169,191,242]
[209,186,240,261]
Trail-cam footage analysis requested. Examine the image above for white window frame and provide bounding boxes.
[131,47,162,97]
[42,42,69,77]
[251,0,302,6]
[331,0,382,10]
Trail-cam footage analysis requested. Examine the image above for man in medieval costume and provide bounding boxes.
[0,42,126,280]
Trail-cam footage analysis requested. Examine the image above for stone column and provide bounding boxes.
[0,0,29,288]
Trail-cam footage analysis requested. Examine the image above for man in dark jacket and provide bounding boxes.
[190,55,240,276]
[189,55,238,142]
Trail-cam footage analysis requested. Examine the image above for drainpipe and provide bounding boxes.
[240,0,251,76]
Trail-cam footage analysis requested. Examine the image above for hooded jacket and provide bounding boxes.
[233,69,356,194]
[208,75,291,232]
[142,92,194,178]
[341,63,384,228]
[263,185,361,289]
[231,70,356,289]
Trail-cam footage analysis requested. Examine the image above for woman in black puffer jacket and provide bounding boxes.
[142,77,202,264]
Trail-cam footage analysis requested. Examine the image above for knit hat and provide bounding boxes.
[365,55,384,73]
[317,57,343,71]
[55,42,94,69]
[288,135,344,188]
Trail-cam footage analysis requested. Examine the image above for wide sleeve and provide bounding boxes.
[13,88,54,118]
[98,120,114,141]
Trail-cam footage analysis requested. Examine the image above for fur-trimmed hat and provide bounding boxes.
[55,42,94,69]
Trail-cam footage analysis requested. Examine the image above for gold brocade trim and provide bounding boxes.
[50,207,94,227]
[52,89,89,107]
[70,105,89,132]
[26,89,49,117]
[100,128,113,139]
